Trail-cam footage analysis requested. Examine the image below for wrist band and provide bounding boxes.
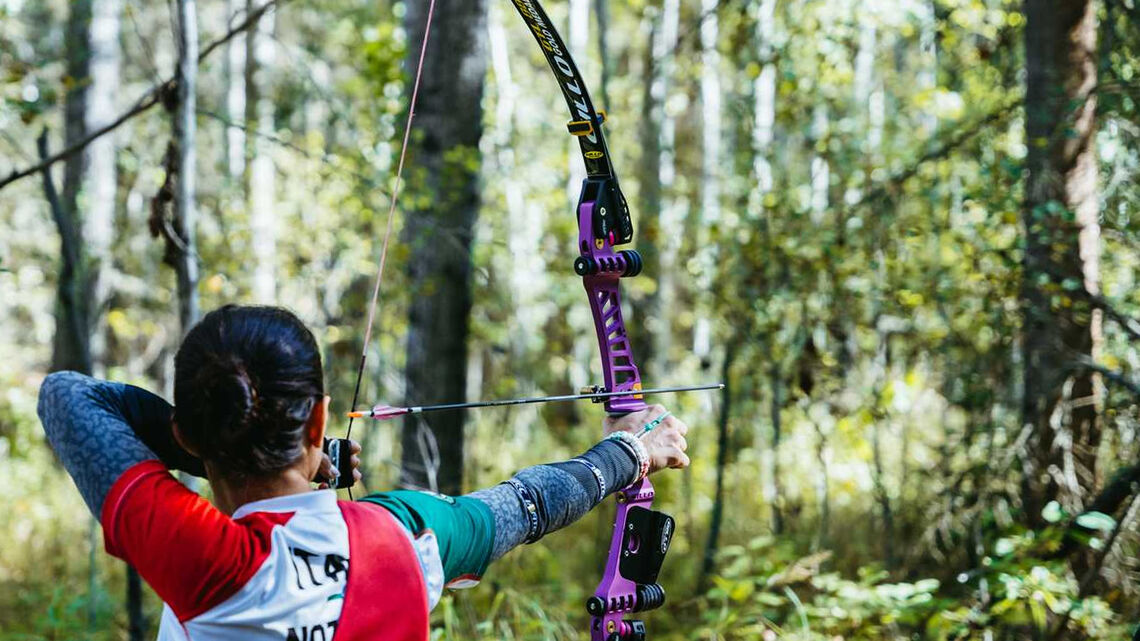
[607,431,650,481]
[504,478,541,543]
[571,457,607,501]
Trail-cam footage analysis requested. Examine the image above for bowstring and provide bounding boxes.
[346,0,438,451]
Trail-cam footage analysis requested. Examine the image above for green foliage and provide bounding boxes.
[1,0,1140,638]
[692,530,1132,640]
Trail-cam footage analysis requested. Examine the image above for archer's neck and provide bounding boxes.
[209,467,315,516]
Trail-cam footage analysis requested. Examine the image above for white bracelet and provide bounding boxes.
[606,431,650,480]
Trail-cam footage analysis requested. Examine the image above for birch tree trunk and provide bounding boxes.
[84,0,121,374]
[223,0,247,179]
[752,0,776,204]
[648,0,681,379]
[692,0,719,368]
[1020,0,1101,527]
[400,0,487,495]
[809,105,829,225]
[488,1,547,445]
[247,2,276,303]
[752,0,783,527]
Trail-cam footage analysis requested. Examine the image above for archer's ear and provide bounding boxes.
[305,396,330,448]
[172,421,199,457]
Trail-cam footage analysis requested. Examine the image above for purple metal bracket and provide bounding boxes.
[590,478,656,641]
[578,200,647,415]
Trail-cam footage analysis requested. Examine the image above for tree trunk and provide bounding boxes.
[699,341,735,590]
[692,0,719,368]
[53,0,93,374]
[632,14,661,368]
[752,0,776,201]
[223,0,247,179]
[487,1,548,443]
[871,321,897,570]
[811,415,831,551]
[566,0,588,204]
[1020,0,1101,528]
[174,0,200,332]
[647,0,681,379]
[766,357,783,534]
[399,0,487,495]
[84,0,121,374]
[593,0,611,110]
[247,2,277,303]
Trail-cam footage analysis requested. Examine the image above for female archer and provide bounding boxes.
[37,304,689,640]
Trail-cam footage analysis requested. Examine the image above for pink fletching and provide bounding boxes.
[366,405,409,420]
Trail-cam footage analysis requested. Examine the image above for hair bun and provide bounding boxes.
[197,356,261,446]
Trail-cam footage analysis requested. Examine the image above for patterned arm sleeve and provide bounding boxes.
[37,371,171,517]
[469,439,640,562]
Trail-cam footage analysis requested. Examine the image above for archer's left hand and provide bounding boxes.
[603,404,690,474]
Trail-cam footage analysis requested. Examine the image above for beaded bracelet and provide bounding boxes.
[607,430,651,481]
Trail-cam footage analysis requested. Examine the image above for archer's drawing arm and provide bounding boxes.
[36,371,167,516]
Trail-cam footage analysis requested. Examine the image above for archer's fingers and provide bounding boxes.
[666,447,690,469]
[664,415,688,437]
[318,453,335,477]
[673,433,688,453]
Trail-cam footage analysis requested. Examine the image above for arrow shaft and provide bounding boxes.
[352,383,724,419]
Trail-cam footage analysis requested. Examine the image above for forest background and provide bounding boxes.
[1,0,1139,638]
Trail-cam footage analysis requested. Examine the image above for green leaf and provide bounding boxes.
[1042,501,1064,523]
[1075,511,1117,532]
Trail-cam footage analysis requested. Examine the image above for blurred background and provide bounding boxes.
[1,0,1139,638]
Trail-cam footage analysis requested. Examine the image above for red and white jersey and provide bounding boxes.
[102,461,442,641]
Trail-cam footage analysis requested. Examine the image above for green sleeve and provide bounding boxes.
[358,490,495,583]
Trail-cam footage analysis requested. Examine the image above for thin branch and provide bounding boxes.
[36,130,77,269]
[1088,291,1140,343]
[197,108,389,195]
[0,0,283,192]
[1030,258,1140,344]
[37,127,93,375]
[1072,360,1140,398]
[848,94,1022,215]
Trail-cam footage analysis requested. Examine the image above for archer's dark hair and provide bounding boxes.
[174,305,324,476]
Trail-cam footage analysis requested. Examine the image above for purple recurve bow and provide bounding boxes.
[507,2,675,639]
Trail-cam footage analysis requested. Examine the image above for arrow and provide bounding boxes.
[346,383,725,420]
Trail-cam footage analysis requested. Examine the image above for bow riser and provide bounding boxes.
[578,199,646,415]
